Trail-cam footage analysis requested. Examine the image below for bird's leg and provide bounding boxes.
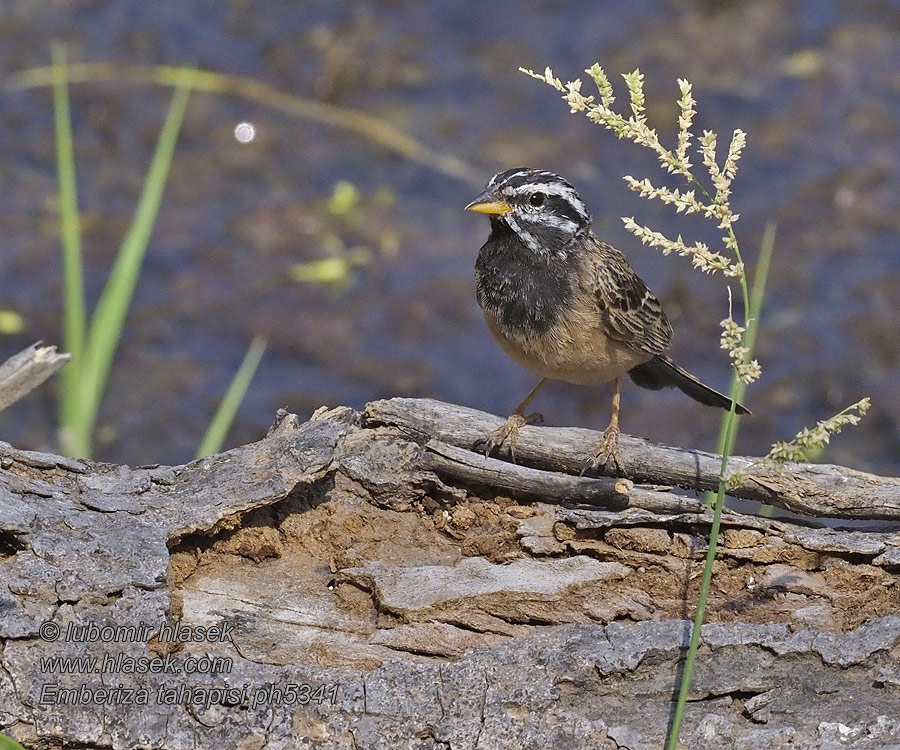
[582,377,624,475]
[474,378,548,463]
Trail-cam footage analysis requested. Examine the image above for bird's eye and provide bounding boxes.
[528,192,546,207]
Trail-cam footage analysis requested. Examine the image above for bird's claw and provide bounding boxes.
[580,424,624,476]
[473,411,543,464]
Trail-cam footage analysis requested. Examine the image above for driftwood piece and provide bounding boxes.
[1,399,899,750]
[366,398,900,521]
[0,343,71,413]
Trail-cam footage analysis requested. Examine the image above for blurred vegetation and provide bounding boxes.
[196,336,268,459]
[50,48,264,460]
[8,61,481,186]
[0,310,25,335]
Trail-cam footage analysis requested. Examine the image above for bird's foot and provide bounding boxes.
[473,411,543,464]
[581,423,624,476]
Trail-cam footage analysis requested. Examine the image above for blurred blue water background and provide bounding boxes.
[1,0,898,473]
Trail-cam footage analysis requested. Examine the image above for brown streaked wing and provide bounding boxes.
[586,235,673,355]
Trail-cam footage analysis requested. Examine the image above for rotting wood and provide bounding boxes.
[1,398,899,750]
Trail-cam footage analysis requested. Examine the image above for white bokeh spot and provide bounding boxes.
[234,122,256,144]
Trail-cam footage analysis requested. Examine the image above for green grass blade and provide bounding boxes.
[51,43,87,452]
[71,67,196,457]
[195,337,267,459]
[0,733,26,750]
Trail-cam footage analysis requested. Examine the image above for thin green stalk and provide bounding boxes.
[195,337,267,459]
[666,411,738,748]
[52,43,86,452]
[669,226,775,742]
[718,222,775,452]
[69,67,195,457]
[705,222,776,505]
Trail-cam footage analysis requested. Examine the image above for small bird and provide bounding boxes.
[466,167,748,473]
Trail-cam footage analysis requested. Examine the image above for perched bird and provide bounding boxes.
[466,167,748,473]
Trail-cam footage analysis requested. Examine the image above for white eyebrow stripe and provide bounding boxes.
[508,181,570,195]
[507,181,584,207]
[509,184,589,220]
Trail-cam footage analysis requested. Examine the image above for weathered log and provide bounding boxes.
[0,343,71,413]
[366,397,900,521]
[1,399,898,750]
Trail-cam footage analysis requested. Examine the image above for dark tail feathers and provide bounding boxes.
[628,355,750,415]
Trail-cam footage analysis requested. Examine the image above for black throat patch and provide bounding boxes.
[475,220,575,335]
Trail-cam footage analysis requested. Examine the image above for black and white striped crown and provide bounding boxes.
[482,168,592,256]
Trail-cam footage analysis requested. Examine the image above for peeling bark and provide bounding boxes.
[1,399,899,750]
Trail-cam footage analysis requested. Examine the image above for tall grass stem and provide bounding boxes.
[69,68,195,456]
[195,337,267,460]
[52,43,86,453]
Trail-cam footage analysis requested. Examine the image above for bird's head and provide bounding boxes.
[465,168,592,258]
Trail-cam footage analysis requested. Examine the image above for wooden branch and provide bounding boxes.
[424,439,711,515]
[0,342,71,413]
[365,398,900,521]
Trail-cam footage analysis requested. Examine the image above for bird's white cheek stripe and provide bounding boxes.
[505,215,543,254]
[541,213,578,234]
